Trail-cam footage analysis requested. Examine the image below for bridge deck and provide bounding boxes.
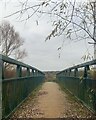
[1,55,96,119]
[10,82,93,118]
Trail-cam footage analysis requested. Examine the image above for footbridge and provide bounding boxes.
[0,54,96,119]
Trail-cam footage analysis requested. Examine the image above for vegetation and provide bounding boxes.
[0,21,27,70]
[44,71,58,81]
[0,21,27,61]
[5,0,96,45]
[3,65,30,79]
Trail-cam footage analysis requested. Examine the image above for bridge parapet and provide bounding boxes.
[0,54,45,119]
[56,60,96,113]
[1,54,45,79]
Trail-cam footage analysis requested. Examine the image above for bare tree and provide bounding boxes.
[4,0,96,59]
[0,21,27,61]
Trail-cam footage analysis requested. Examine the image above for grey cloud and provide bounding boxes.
[0,1,94,71]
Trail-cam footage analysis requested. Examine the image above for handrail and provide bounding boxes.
[56,59,96,113]
[1,54,45,79]
[1,54,45,119]
[57,59,96,77]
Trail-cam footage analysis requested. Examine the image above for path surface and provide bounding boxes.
[11,82,93,118]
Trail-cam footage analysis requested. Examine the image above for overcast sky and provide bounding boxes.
[0,0,94,71]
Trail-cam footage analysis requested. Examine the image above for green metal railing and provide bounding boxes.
[0,54,45,119]
[56,60,96,113]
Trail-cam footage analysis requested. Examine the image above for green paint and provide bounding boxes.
[0,54,45,119]
[57,60,96,113]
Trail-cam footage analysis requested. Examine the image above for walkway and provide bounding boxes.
[11,82,93,118]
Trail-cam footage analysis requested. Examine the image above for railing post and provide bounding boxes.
[66,70,68,76]
[2,61,4,80]
[32,69,34,76]
[84,65,90,78]
[40,72,42,77]
[64,71,65,76]
[36,70,38,76]
[62,71,63,76]
[34,70,36,76]
[38,71,40,76]
[35,70,37,76]
[74,68,78,77]
[16,65,22,78]
[27,68,30,76]
[69,69,71,76]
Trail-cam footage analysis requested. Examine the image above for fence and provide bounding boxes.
[56,60,96,113]
[1,54,45,119]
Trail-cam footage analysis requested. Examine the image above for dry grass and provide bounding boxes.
[4,66,27,79]
[4,69,16,79]
[88,70,96,80]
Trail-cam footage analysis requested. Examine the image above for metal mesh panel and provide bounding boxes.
[2,77,44,118]
[56,60,96,113]
[0,54,45,119]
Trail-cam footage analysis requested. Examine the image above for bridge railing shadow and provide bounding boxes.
[56,60,96,113]
[0,54,45,119]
